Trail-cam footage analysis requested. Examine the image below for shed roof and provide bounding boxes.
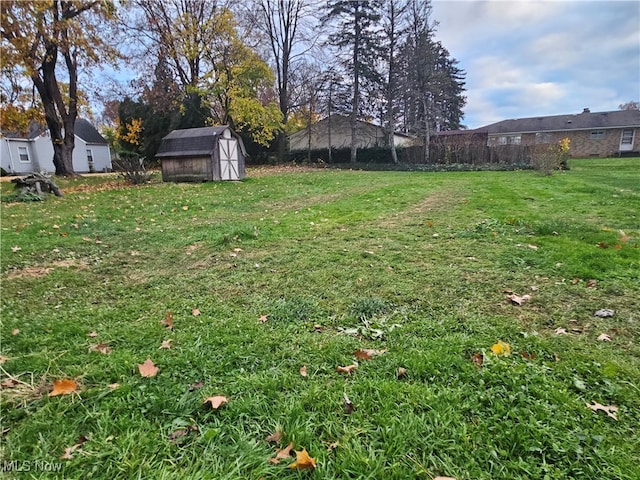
[156,126,245,158]
[483,109,640,135]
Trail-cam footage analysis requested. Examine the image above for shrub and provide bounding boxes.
[112,151,154,185]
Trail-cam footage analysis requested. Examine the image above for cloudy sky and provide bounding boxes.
[431,0,640,128]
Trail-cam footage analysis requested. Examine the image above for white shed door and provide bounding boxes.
[219,138,239,180]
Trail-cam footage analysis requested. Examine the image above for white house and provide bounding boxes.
[1,118,111,175]
[288,114,415,151]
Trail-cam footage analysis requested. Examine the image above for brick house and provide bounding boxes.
[482,109,640,157]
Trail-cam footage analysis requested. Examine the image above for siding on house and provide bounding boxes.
[289,114,415,151]
[1,119,111,174]
[483,109,640,157]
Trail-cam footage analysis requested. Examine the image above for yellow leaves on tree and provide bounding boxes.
[117,118,144,146]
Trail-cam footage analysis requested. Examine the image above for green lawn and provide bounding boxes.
[1,158,639,479]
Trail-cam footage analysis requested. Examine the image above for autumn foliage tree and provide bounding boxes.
[1,0,119,176]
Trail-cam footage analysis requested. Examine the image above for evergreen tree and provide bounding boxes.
[322,0,383,162]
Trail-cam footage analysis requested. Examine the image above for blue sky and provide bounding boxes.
[431,0,640,128]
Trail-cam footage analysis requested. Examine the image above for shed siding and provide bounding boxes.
[162,156,213,182]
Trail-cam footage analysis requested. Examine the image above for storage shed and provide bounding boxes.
[156,126,246,182]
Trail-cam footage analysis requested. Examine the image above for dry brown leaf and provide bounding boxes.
[587,402,618,420]
[354,348,387,360]
[554,327,568,335]
[265,430,283,444]
[327,441,339,450]
[269,442,293,464]
[2,378,19,388]
[507,293,531,306]
[204,395,228,409]
[161,311,174,330]
[258,314,269,323]
[471,352,484,367]
[396,367,408,378]
[60,436,88,460]
[519,352,537,360]
[586,279,597,288]
[571,278,581,285]
[188,381,204,391]
[597,333,611,342]
[11,328,20,336]
[159,339,173,349]
[108,383,119,390]
[299,365,307,377]
[89,342,112,354]
[192,308,201,316]
[336,364,357,374]
[0,355,8,364]
[619,230,632,243]
[138,358,159,378]
[434,477,457,480]
[289,448,316,470]
[87,331,99,337]
[343,393,355,414]
[49,379,78,397]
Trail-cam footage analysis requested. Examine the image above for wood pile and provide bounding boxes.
[11,173,63,197]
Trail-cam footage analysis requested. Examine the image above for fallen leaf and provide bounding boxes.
[0,355,8,364]
[571,278,580,285]
[204,395,228,409]
[2,378,19,388]
[354,348,387,360]
[471,352,484,367]
[11,245,21,252]
[299,365,307,377]
[108,383,119,390]
[59,436,88,460]
[619,230,632,243]
[507,293,531,306]
[258,314,268,323]
[289,448,316,470]
[327,441,339,451]
[188,381,204,391]
[586,279,597,288]
[161,311,174,329]
[182,205,189,210]
[192,308,201,316]
[596,242,608,249]
[554,327,568,335]
[168,428,188,442]
[594,309,615,318]
[490,340,511,356]
[527,244,538,250]
[519,351,537,360]
[49,379,78,396]
[343,392,355,414]
[587,402,618,420]
[87,331,98,337]
[597,333,611,342]
[159,339,173,349]
[11,328,20,336]
[89,342,112,354]
[265,430,283,444]
[269,442,293,464]
[434,477,457,480]
[336,364,357,374]
[396,367,408,378]
[138,358,159,377]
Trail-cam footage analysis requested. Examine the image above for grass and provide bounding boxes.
[1,158,639,479]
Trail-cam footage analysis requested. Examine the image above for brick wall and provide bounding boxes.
[490,128,639,158]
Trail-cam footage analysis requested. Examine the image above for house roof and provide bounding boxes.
[75,118,108,144]
[482,109,640,135]
[289,114,415,140]
[1,118,107,144]
[155,126,246,158]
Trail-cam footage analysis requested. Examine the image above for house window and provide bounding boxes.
[497,136,507,145]
[507,135,521,145]
[620,129,634,145]
[590,130,605,140]
[87,149,95,172]
[18,146,30,163]
[535,132,553,144]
